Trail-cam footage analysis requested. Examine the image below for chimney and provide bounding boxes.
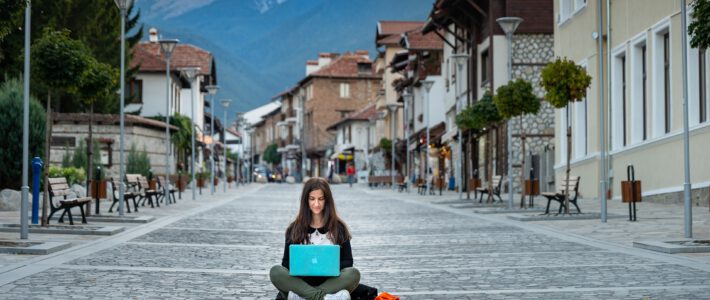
[318,53,333,67]
[306,60,319,76]
[355,50,369,60]
[149,27,158,43]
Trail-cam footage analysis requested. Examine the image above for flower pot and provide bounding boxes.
[213,178,219,186]
[197,178,206,188]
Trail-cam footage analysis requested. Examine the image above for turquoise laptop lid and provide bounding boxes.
[289,244,340,276]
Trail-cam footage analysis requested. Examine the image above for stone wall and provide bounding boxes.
[508,34,555,193]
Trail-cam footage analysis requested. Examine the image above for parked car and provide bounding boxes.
[252,165,272,183]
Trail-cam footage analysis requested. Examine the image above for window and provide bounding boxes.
[631,38,648,144]
[306,85,313,100]
[611,48,627,150]
[480,49,489,84]
[663,32,670,133]
[339,83,350,98]
[652,22,670,138]
[129,79,142,104]
[701,48,708,123]
[559,0,585,23]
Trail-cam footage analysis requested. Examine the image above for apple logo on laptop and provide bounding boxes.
[311,257,318,264]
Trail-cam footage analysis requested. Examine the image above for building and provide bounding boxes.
[554,0,709,203]
[423,0,556,196]
[129,28,218,175]
[296,51,381,178]
[326,103,378,181]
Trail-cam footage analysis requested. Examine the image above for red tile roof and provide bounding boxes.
[309,52,378,79]
[131,42,213,75]
[376,21,426,46]
[403,28,444,50]
[326,102,377,130]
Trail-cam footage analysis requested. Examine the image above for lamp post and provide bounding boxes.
[20,0,31,239]
[159,38,178,205]
[246,127,255,183]
[235,112,244,186]
[179,67,200,200]
[221,99,231,192]
[451,54,469,200]
[497,16,523,210]
[403,90,414,193]
[421,80,435,195]
[114,0,134,216]
[680,0,692,238]
[388,103,399,190]
[300,95,307,181]
[205,85,219,195]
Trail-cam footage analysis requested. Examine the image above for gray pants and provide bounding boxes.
[269,265,360,300]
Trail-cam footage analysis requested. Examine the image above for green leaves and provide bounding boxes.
[493,79,540,119]
[540,57,592,108]
[80,58,118,105]
[31,29,91,92]
[690,0,710,49]
[456,91,503,131]
[263,143,282,165]
[379,138,392,150]
[0,78,46,189]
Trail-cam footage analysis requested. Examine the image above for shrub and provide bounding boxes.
[48,166,86,186]
[0,78,46,190]
[126,144,151,177]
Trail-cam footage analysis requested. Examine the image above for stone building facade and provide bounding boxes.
[50,113,177,179]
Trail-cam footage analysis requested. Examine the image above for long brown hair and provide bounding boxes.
[286,177,351,245]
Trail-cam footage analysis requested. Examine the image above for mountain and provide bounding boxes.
[134,0,434,118]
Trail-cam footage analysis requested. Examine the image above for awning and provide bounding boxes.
[441,127,459,143]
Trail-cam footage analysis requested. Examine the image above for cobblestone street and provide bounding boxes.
[1,183,710,299]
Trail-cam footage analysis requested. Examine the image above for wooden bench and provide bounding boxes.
[541,176,581,214]
[108,177,139,213]
[477,175,503,203]
[156,176,176,204]
[126,174,162,208]
[47,177,92,225]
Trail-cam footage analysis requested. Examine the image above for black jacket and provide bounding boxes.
[280,225,353,286]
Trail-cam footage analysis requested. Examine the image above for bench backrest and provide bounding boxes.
[48,177,71,198]
[490,175,503,190]
[558,176,580,195]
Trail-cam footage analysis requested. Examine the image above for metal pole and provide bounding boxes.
[455,62,464,200]
[391,107,396,190]
[118,6,126,216]
[251,131,255,183]
[681,0,693,238]
[425,90,431,196]
[506,32,514,209]
[301,96,306,181]
[404,92,410,193]
[190,81,196,200]
[223,106,228,192]
[598,0,607,222]
[20,0,31,239]
[211,94,215,195]
[366,120,371,185]
[164,54,171,205]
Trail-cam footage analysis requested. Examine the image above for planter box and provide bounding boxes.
[149,179,157,190]
[213,178,219,186]
[170,175,188,192]
[197,178,206,188]
[89,180,107,199]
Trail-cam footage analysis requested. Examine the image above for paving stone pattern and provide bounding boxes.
[2,184,710,299]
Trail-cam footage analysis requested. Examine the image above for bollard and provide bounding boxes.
[94,166,102,215]
[178,170,182,200]
[31,157,43,224]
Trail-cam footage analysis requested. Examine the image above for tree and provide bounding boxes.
[540,57,592,214]
[0,78,46,190]
[167,114,194,174]
[263,143,282,166]
[690,0,710,49]
[494,79,540,207]
[31,28,90,225]
[127,144,151,177]
[456,91,503,202]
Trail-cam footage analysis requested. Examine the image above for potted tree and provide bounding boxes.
[540,57,592,214]
[493,79,541,208]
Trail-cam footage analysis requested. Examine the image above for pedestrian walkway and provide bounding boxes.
[0,182,708,299]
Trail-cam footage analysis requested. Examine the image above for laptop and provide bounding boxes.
[289,245,340,276]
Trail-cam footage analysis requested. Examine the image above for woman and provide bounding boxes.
[270,178,360,300]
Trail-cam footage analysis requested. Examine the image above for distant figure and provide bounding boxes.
[328,165,334,183]
[346,163,355,188]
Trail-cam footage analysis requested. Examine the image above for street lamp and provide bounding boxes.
[179,67,200,200]
[387,103,399,190]
[402,90,414,193]
[235,112,244,186]
[221,99,232,193]
[497,16,523,210]
[205,85,219,195]
[20,1,31,238]
[159,38,178,205]
[246,126,255,183]
[421,80,435,195]
[451,54,469,200]
[115,0,134,216]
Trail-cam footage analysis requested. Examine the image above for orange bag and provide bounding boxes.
[374,292,400,300]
